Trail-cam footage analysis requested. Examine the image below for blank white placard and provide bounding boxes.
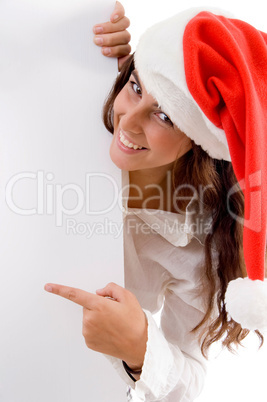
[0,0,125,401]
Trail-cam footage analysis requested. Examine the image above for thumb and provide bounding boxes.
[96,282,126,302]
[110,1,125,23]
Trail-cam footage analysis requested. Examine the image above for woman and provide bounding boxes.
[45,4,267,401]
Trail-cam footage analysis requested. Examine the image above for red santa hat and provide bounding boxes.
[135,8,267,332]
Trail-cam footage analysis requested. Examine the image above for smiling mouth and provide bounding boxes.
[119,131,147,150]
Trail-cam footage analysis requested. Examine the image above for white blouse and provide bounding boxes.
[106,171,217,402]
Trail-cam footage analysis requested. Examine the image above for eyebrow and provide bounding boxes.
[132,70,141,89]
[131,70,161,109]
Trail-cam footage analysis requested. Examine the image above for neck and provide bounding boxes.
[128,164,174,211]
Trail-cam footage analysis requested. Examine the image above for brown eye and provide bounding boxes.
[130,81,142,96]
[157,112,173,126]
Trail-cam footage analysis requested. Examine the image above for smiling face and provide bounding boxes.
[109,70,192,177]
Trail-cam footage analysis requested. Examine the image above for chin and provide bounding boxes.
[109,147,127,171]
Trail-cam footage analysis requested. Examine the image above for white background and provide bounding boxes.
[0,1,266,401]
[122,1,267,401]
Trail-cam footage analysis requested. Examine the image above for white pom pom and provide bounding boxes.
[225,277,267,332]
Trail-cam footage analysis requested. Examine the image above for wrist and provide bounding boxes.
[123,361,143,372]
[122,360,142,382]
[123,360,143,373]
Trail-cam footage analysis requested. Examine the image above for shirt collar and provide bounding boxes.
[121,170,212,247]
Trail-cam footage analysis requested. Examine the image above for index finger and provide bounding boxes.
[93,16,130,35]
[44,283,99,310]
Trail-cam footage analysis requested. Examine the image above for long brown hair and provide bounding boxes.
[102,54,264,357]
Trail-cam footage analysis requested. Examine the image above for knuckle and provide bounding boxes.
[85,338,96,350]
[84,336,92,348]
[83,310,92,325]
[82,326,88,338]
[83,314,92,327]
[68,289,76,300]
[125,30,131,43]
[116,46,131,58]
[91,300,102,312]
[116,31,131,45]
[105,282,115,290]
[82,327,92,343]
[117,45,131,58]
[84,339,91,348]
[102,21,112,33]
[123,17,130,29]
[103,35,113,46]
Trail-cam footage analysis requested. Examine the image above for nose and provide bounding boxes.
[119,102,146,135]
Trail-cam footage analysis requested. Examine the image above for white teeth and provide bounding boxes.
[119,132,144,150]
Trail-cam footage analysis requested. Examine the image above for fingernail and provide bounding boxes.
[102,47,111,56]
[45,284,53,293]
[105,296,116,301]
[93,26,103,34]
[94,36,103,45]
[112,14,119,22]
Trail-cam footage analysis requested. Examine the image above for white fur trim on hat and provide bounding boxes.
[135,7,233,161]
[225,277,267,332]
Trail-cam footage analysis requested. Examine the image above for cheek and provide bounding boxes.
[113,97,120,127]
[151,133,181,152]
[151,131,191,160]
[113,87,128,124]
